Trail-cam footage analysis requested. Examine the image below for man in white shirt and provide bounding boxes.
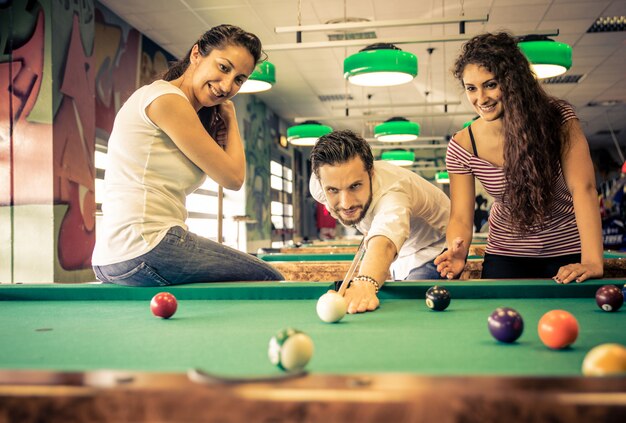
[309,130,450,314]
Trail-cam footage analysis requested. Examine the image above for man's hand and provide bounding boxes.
[343,280,379,314]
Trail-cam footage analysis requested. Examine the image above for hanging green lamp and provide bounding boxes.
[375,117,420,142]
[517,36,572,79]
[381,150,415,166]
[435,171,450,184]
[344,43,418,87]
[239,61,276,93]
[287,121,333,147]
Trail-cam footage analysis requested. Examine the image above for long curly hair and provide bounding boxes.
[453,32,568,233]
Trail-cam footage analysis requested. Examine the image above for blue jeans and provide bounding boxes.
[405,260,443,280]
[93,226,284,287]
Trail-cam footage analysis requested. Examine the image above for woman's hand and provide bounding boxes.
[434,237,467,279]
[553,262,604,284]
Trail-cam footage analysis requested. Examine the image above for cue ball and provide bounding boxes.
[150,292,178,319]
[487,307,524,343]
[268,328,314,372]
[582,343,626,376]
[595,284,624,312]
[316,292,347,323]
[537,310,579,349]
[425,286,451,311]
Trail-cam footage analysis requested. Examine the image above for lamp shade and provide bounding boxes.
[287,122,333,146]
[517,37,572,79]
[375,118,420,142]
[344,43,418,87]
[381,150,415,166]
[239,61,276,93]
[435,171,450,184]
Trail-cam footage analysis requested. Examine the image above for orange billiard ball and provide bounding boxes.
[537,310,579,349]
[582,343,626,376]
[150,292,178,319]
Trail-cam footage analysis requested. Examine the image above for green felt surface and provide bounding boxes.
[0,280,624,378]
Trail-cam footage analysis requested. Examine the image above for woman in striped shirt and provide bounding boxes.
[434,32,603,283]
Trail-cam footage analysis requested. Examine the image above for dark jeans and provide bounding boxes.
[481,253,582,279]
[93,226,284,287]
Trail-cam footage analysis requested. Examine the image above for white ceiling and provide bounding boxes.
[99,0,626,153]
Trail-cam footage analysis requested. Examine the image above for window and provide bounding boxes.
[270,158,294,247]
[94,142,221,244]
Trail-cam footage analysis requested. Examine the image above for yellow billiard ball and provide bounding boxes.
[582,343,626,376]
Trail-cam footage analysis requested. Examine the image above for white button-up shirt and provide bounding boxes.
[310,160,450,279]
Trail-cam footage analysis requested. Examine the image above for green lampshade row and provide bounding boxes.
[381,150,415,166]
[517,40,572,79]
[287,123,333,146]
[239,61,276,93]
[344,49,418,87]
[375,120,420,142]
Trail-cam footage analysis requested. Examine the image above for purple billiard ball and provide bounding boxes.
[488,307,524,343]
[595,285,624,312]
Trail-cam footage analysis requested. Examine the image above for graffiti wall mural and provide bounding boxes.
[243,96,273,242]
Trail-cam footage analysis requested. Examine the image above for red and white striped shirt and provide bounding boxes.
[446,102,580,257]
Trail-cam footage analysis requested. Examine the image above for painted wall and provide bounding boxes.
[1,0,282,280]
[1,0,96,282]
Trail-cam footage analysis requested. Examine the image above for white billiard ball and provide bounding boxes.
[268,328,314,372]
[316,292,347,323]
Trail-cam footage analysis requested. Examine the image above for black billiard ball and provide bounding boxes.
[595,285,624,312]
[488,307,524,343]
[425,286,451,311]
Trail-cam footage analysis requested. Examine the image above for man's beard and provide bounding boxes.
[333,183,372,226]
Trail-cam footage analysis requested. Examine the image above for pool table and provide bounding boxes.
[260,251,626,281]
[0,280,625,422]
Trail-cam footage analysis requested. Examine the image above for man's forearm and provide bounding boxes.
[357,235,397,286]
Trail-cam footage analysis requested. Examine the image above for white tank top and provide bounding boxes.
[92,80,206,265]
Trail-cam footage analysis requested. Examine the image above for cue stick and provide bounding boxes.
[337,238,366,296]
[217,186,223,244]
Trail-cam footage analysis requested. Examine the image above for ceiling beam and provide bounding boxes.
[294,112,475,123]
[264,30,559,51]
[274,15,489,33]
[331,101,461,110]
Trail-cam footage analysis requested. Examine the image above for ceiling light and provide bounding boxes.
[344,43,418,87]
[517,36,572,79]
[287,121,332,146]
[435,171,450,184]
[239,61,276,93]
[381,150,415,166]
[374,117,420,142]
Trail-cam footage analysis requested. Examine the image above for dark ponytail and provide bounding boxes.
[163,24,264,81]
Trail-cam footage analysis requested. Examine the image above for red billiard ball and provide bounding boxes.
[595,285,624,312]
[150,292,177,319]
[538,310,579,349]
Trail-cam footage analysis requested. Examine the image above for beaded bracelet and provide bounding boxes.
[352,275,380,294]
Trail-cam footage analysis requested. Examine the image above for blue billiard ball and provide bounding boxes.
[488,307,524,343]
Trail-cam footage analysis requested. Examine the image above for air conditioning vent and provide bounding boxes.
[318,94,354,102]
[587,16,625,33]
[542,74,584,84]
